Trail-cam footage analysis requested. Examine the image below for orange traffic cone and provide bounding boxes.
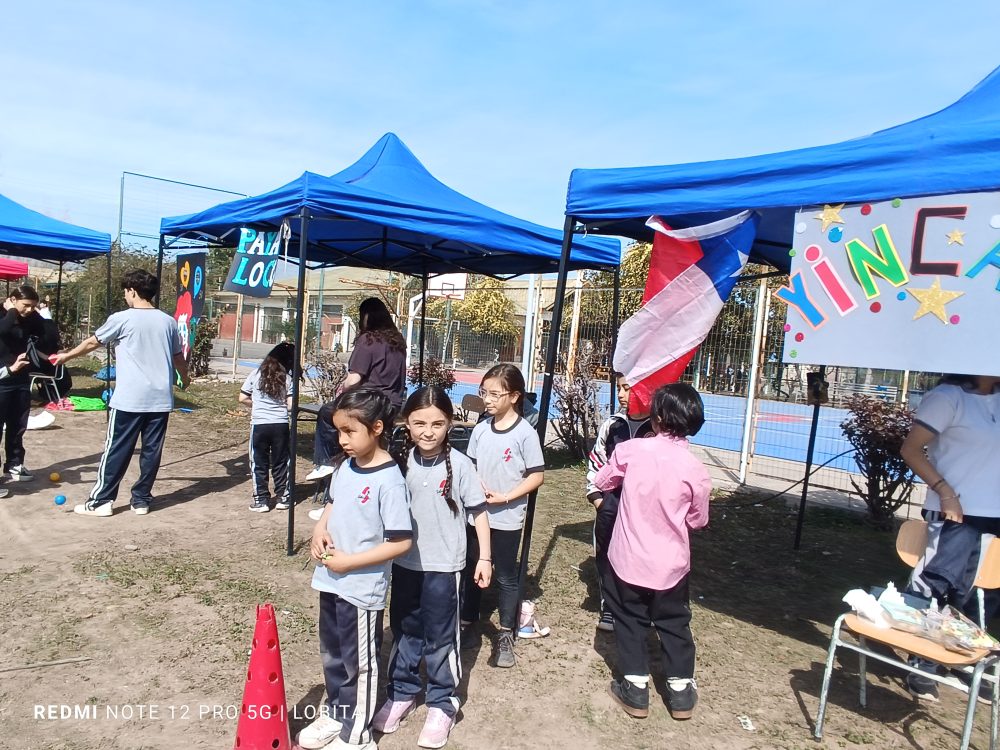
[233,603,291,750]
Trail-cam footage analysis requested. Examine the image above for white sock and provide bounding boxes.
[624,674,649,688]
[668,677,696,690]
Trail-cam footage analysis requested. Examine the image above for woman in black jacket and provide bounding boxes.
[0,285,44,481]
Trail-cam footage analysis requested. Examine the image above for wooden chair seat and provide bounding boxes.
[843,614,991,667]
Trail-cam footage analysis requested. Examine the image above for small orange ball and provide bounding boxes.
[49,472,61,483]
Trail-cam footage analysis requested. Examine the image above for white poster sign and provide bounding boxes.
[777,192,1000,375]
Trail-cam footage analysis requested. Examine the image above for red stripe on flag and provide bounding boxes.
[642,225,704,305]
[629,347,699,415]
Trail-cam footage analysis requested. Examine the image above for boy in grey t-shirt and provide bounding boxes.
[54,269,188,517]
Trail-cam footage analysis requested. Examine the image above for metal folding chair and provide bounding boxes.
[29,365,64,405]
[814,519,1000,749]
[457,393,485,424]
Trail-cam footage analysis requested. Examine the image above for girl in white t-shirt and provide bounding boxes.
[900,373,1000,701]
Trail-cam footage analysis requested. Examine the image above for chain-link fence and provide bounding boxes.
[209,274,934,499]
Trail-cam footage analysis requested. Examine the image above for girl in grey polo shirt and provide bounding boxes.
[373,386,493,748]
[299,389,413,750]
[461,364,545,670]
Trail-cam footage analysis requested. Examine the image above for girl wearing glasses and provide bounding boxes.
[460,364,545,668]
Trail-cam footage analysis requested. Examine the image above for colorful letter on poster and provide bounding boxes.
[222,221,289,298]
[778,193,1000,375]
[175,252,206,360]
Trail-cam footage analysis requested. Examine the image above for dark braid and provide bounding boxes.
[395,429,415,475]
[441,436,458,515]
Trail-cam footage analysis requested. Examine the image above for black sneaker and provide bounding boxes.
[493,631,516,668]
[607,679,649,718]
[907,670,940,702]
[249,499,271,513]
[460,624,479,651]
[666,677,698,720]
[953,669,994,705]
[596,610,615,632]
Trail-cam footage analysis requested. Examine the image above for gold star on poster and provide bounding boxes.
[946,229,965,245]
[907,277,965,323]
[814,204,845,231]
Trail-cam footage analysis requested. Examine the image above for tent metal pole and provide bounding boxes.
[154,235,165,309]
[287,208,310,557]
[418,272,428,386]
[105,250,112,424]
[793,364,826,550]
[610,266,621,413]
[55,261,64,321]
[515,215,575,640]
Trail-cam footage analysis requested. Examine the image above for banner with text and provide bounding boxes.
[778,192,1000,374]
[222,221,289,298]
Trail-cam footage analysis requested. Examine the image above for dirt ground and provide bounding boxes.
[1,376,997,750]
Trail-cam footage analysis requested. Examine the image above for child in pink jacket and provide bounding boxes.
[594,383,711,721]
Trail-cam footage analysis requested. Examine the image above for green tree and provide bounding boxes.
[454,276,518,339]
[56,243,176,347]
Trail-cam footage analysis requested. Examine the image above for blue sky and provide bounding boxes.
[2,1,999,243]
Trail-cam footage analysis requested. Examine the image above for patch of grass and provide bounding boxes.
[64,357,245,414]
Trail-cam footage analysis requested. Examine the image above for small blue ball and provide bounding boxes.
[54,495,67,505]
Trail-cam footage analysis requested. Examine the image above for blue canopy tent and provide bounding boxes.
[561,64,1000,548]
[160,133,621,557]
[565,64,1000,273]
[0,192,112,318]
[161,133,619,276]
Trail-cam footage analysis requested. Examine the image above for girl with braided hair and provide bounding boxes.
[373,385,492,749]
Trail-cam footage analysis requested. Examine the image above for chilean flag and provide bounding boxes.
[613,210,759,413]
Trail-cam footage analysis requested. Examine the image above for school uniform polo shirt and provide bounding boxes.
[466,416,544,531]
[311,459,412,610]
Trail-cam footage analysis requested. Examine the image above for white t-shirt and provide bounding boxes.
[915,383,1000,517]
[95,308,182,413]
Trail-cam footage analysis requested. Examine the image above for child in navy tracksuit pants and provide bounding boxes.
[372,386,493,748]
[238,342,295,512]
[298,389,412,750]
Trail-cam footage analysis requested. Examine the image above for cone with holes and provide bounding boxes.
[233,603,291,750]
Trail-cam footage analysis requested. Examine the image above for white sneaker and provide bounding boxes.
[132,506,150,515]
[308,507,325,522]
[74,502,113,517]
[417,707,455,749]
[296,712,343,749]
[7,464,34,481]
[327,736,377,750]
[0,488,9,499]
[306,465,335,481]
[373,697,415,734]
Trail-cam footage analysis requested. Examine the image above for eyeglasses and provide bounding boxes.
[478,389,510,401]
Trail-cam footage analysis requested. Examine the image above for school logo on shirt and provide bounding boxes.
[438,479,447,497]
[359,486,371,504]
[502,448,512,463]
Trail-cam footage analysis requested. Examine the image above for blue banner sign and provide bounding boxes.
[222,224,287,297]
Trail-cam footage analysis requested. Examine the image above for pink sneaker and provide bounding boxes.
[417,707,455,749]
[372,698,415,734]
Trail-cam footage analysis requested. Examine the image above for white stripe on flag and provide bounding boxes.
[612,262,724,383]
[646,209,754,241]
